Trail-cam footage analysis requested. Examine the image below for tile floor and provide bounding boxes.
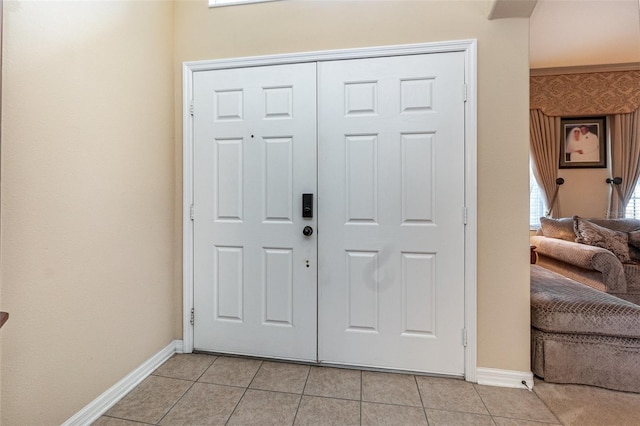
[93,353,640,425]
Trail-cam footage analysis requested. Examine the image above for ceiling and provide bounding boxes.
[530,0,640,68]
[490,0,640,69]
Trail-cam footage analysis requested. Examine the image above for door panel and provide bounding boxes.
[193,63,317,361]
[318,53,466,375]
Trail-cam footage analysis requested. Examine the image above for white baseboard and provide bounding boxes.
[476,367,534,390]
[63,339,183,426]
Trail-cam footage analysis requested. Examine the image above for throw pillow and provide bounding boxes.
[539,217,576,241]
[629,244,640,263]
[628,229,640,249]
[573,216,631,263]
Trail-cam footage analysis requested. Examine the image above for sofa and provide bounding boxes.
[531,265,640,392]
[531,216,640,305]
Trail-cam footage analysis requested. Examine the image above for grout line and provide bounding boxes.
[473,382,563,425]
[529,388,565,425]
[292,365,312,425]
[152,355,212,424]
[246,359,264,390]
[100,415,157,425]
[300,364,312,396]
[275,391,361,402]
[531,381,564,424]
[224,386,249,426]
[473,382,493,417]
[224,359,265,425]
[193,354,219,382]
[247,361,264,389]
[147,354,213,425]
[155,379,197,425]
[358,400,428,409]
[360,370,363,426]
[414,375,430,424]
[414,375,426,408]
[491,414,561,425]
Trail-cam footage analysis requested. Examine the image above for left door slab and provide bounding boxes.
[192,63,318,361]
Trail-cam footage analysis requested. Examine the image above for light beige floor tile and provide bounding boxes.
[534,380,640,426]
[249,361,310,394]
[361,402,428,426]
[226,389,301,426]
[159,382,244,425]
[91,417,147,425]
[426,409,495,426]
[294,395,360,426]
[105,376,192,424]
[153,353,217,381]
[362,371,422,407]
[475,384,559,424]
[303,366,361,400]
[417,376,488,414]
[199,356,262,387]
[492,417,561,425]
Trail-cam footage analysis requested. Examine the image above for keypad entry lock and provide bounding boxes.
[302,193,313,218]
[302,194,313,237]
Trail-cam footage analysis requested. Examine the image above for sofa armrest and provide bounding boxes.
[530,235,627,293]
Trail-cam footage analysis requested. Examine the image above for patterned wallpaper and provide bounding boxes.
[530,71,640,116]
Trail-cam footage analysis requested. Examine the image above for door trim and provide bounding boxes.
[182,40,478,381]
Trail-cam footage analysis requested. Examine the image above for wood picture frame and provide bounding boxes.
[560,116,607,168]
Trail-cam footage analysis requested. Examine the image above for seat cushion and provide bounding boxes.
[531,265,640,338]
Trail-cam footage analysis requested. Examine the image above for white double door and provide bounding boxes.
[193,53,466,375]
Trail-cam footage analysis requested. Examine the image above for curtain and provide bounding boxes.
[610,109,640,217]
[530,109,562,217]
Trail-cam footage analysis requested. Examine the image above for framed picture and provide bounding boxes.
[560,116,607,168]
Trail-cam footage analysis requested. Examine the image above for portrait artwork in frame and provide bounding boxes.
[560,116,607,168]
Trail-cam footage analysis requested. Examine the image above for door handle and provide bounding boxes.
[303,226,313,237]
[302,193,313,218]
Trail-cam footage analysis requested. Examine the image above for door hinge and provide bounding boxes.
[189,101,194,117]
[190,308,195,326]
[190,204,194,221]
[463,84,468,103]
[462,328,468,347]
[463,206,468,225]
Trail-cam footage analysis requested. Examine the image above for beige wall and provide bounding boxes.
[556,168,612,218]
[174,0,532,372]
[1,1,175,424]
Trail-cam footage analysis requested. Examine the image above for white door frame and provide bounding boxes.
[182,40,478,382]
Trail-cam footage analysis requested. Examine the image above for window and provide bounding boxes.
[625,182,640,219]
[530,166,546,229]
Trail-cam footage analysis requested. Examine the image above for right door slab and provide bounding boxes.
[318,52,467,375]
